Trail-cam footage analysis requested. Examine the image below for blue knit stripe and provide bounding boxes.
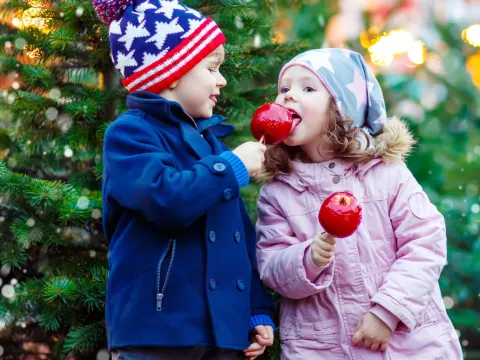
[220,151,249,188]
[249,315,275,330]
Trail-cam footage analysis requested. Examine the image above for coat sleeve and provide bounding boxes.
[103,118,242,229]
[255,185,334,300]
[370,162,447,332]
[239,199,275,326]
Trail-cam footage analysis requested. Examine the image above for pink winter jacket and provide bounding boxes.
[256,119,462,359]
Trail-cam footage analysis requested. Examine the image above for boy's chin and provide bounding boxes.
[190,109,213,119]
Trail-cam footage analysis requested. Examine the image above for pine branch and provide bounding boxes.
[63,320,105,353]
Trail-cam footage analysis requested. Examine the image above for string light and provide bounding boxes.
[366,29,427,67]
[462,24,480,47]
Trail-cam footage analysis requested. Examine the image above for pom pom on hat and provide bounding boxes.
[93,0,132,24]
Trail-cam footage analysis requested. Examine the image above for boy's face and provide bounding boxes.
[276,65,331,147]
[163,45,226,119]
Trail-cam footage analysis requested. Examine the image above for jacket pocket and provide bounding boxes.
[155,238,176,312]
[280,318,340,348]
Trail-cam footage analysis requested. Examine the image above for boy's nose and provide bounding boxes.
[217,73,227,88]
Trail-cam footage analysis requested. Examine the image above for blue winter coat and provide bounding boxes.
[102,91,274,351]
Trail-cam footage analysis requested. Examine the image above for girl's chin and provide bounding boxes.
[283,136,302,147]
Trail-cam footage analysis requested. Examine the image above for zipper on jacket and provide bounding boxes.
[156,238,176,312]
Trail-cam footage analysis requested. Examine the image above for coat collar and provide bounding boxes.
[127,91,234,159]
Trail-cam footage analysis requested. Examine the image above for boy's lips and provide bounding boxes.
[209,95,218,104]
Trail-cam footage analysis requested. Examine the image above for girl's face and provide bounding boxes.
[276,65,331,148]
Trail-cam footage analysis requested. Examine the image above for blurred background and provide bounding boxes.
[0,0,478,359]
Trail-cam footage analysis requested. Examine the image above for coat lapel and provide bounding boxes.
[180,121,212,159]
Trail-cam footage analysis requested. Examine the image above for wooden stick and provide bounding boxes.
[259,135,265,145]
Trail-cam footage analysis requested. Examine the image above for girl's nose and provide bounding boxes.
[285,90,297,102]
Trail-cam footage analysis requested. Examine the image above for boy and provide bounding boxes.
[92,0,275,358]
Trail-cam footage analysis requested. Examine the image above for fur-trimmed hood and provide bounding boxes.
[371,116,416,163]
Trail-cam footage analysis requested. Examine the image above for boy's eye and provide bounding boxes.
[209,68,217,73]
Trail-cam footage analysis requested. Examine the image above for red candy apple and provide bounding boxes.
[251,103,296,145]
[318,191,362,238]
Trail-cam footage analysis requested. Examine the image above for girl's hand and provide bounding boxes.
[243,325,274,359]
[311,232,336,267]
[351,312,392,352]
[243,342,265,360]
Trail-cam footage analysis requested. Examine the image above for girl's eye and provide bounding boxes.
[304,86,315,92]
[280,87,290,94]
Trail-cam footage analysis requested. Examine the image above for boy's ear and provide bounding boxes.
[169,80,179,90]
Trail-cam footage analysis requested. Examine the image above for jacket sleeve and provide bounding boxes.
[370,162,447,332]
[255,185,334,300]
[239,199,275,328]
[103,118,245,229]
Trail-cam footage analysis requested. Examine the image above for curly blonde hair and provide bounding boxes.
[260,97,377,180]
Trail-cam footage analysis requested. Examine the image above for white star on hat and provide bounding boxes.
[109,19,122,35]
[146,17,184,50]
[116,50,138,76]
[300,52,335,73]
[138,47,169,70]
[118,21,150,51]
[155,0,185,19]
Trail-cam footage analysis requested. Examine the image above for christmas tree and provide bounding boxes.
[0,0,310,358]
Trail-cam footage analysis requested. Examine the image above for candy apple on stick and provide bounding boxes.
[318,191,362,238]
[250,103,301,145]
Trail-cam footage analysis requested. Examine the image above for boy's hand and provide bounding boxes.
[243,325,274,359]
[351,312,392,352]
[311,232,336,267]
[232,142,267,177]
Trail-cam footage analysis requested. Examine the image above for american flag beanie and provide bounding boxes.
[92,0,226,93]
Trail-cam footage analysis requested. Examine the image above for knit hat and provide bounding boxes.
[93,0,226,93]
[279,48,387,137]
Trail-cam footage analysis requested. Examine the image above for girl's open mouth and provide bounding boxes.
[288,109,302,130]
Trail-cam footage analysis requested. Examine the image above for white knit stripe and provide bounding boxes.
[126,19,215,91]
[136,28,222,91]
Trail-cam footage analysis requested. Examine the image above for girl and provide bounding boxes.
[255,48,462,359]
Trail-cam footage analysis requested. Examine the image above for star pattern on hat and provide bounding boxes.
[301,52,334,73]
[136,0,157,12]
[109,19,122,35]
[146,17,184,50]
[346,68,375,109]
[133,0,157,22]
[116,50,138,76]
[119,21,150,51]
[181,18,201,39]
[155,0,185,19]
[138,47,169,70]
